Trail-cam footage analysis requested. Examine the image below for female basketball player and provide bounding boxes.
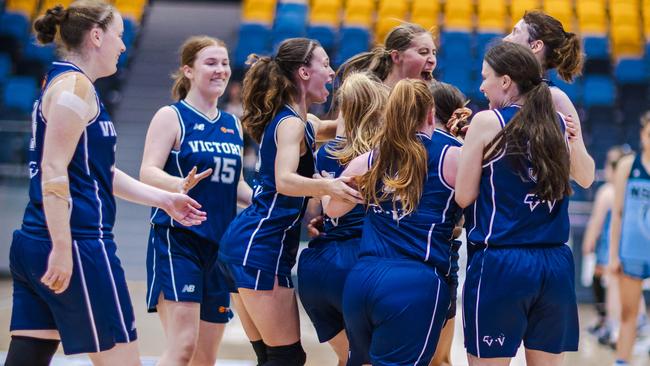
[457,42,580,366]
[504,10,594,188]
[325,79,462,365]
[297,72,388,366]
[7,2,205,365]
[427,81,471,366]
[582,146,629,342]
[609,112,650,366]
[217,38,362,366]
[139,36,253,366]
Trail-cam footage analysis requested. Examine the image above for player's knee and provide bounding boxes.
[263,341,306,366]
[5,335,59,366]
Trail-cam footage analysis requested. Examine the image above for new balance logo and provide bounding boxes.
[482,334,506,347]
[182,284,196,293]
[194,124,205,131]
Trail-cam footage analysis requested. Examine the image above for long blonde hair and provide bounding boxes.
[328,73,388,165]
[358,79,433,216]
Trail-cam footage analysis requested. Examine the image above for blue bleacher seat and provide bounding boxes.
[2,75,37,114]
[440,64,474,96]
[235,23,272,69]
[548,70,582,103]
[614,58,648,84]
[583,36,609,61]
[307,25,336,54]
[583,75,615,107]
[439,31,473,60]
[0,12,30,43]
[334,26,370,67]
[272,2,308,48]
[475,32,503,59]
[0,52,11,85]
[22,36,56,65]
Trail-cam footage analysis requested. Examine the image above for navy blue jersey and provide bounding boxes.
[309,137,365,247]
[620,155,650,260]
[219,105,316,276]
[359,132,463,275]
[467,105,570,246]
[22,61,117,240]
[150,100,243,243]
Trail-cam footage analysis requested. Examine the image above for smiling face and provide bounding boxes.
[184,44,231,99]
[95,12,126,78]
[301,46,334,104]
[394,33,437,81]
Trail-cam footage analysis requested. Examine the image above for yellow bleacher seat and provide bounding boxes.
[477,0,507,33]
[375,0,408,42]
[375,17,403,43]
[5,0,39,17]
[609,2,640,28]
[411,0,440,31]
[643,0,650,38]
[444,0,473,31]
[309,0,341,26]
[542,0,573,32]
[611,23,643,57]
[39,0,74,12]
[241,0,276,24]
[510,0,541,22]
[113,0,147,22]
[343,0,375,28]
[576,0,607,35]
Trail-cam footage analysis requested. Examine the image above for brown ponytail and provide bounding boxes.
[241,38,319,143]
[358,79,432,216]
[483,42,571,201]
[33,0,114,52]
[523,10,584,82]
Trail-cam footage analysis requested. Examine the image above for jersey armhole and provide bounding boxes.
[169,105,185,151]
[438,145,454,190]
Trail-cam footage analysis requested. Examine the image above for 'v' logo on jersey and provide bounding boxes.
[99,121,117,137]
[524,194,556,212]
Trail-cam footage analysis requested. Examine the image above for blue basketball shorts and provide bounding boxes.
[9,230,137,355]
[463,244,579,358]
[146,225,233,323]
[343,257,450,366]
[297,239,360,343]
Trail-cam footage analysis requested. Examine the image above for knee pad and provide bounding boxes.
[263,341,306,366]
[5,335,60,366]
[250,339,268,365]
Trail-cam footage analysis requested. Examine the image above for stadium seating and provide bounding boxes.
[343,0,374,28]
[2,75,37,114]
[477,0,507,33]
[510,0,541,23]
[410,0,439,31]
[241,0,276,24]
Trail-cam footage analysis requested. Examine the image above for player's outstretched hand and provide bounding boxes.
[328,176,364,204]
[307,215,324,238]
[164,193,207,226]
[41,246,73,294]
[181,166,213,194]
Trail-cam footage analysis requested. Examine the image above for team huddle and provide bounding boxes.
[5,1,650,366]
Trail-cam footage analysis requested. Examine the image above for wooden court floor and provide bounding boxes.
[0,279,648,365]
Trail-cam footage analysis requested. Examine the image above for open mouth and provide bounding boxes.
[421,71,433,81]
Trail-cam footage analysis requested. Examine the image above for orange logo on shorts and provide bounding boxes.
[218,306,230,313]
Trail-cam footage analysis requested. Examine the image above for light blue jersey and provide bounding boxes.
[620,155,650,261]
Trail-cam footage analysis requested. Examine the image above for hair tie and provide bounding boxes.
[446,107,472,137]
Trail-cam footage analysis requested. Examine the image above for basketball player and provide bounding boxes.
[217,38,362,366]
[609,112,650,366]
[457,42,582,366]
[504,10,594,188]
[140,36,253,365]
[7,2,205,365]
[325,79,462,365]
[297,72,388,365]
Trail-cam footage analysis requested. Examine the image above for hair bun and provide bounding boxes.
[34,5,67,44]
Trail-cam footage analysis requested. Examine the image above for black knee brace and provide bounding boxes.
[5,335,60,366]
[263,341,306,366]
[251,339,268,365]
[593,273,607,318]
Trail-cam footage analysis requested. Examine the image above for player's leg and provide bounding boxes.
[87,341,141,366]
[238,276,304,366]
[615,273,643,363]
[327,330,349,366]
[156,298,201,365]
